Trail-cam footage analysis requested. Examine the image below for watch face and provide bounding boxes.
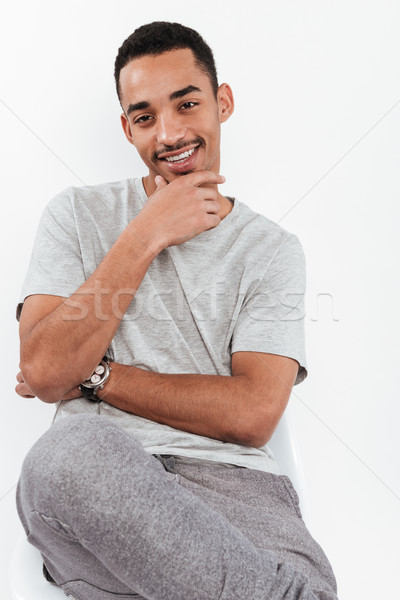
[81,359,110,389]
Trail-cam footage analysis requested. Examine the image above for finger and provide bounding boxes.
[62,386,82,400]
[204,199,220,214]
[195,186,218,202]
[204,213,221,230]
[15,382,35,398]
[154,175,168,192]
[185,171,225,188]
[18,381,35,397]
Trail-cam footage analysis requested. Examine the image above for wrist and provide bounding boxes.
[79,356,112,402]
[96,361,123,402]
[129,214,167,256]
[96,362,140,409]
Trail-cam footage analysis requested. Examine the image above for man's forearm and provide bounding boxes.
[20,222,161,402]
[20,172,225,402]
[97,362,270,448]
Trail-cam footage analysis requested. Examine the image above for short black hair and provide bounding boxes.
[114,21,219,104]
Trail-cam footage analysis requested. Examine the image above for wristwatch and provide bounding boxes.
[79,357,112,402]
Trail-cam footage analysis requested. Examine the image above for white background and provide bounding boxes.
[1,1,399,598]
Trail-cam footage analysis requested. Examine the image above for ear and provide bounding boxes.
[120,112,135,146]
[217,83,234,123]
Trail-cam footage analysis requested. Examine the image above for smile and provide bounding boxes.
[158,143,201,164]
[164,148,196,163]
[156,143,202,174]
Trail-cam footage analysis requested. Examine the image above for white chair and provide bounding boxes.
[9,405,309,599]
[269,404,310,524]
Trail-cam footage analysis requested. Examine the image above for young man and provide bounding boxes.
[16,22,338,600]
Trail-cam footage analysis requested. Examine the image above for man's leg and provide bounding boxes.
[17,414,329,600]
[168,457,338,599]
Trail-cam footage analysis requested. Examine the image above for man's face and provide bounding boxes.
[119,48,233,194]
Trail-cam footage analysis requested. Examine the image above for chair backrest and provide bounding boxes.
[269,403,310,525]
[9,405,309,599]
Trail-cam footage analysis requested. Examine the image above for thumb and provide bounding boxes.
[154,175,168,191]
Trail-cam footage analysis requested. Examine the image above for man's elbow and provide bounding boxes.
[228,410,276,449]
[237,428,272,449]
[19,360,62,404]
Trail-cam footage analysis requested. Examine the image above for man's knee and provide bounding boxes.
[17,415,121,515]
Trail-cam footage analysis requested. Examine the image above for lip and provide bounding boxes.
[157,144,200,161]
[159,145,201,174]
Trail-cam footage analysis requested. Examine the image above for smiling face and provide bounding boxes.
[119,48,234,195]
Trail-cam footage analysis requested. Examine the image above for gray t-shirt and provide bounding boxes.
[18,177,308,473]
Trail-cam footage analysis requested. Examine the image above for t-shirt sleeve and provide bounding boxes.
[16,189,86,321]
[231,233,308,385]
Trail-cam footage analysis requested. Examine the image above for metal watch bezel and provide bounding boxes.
[79,357,111,392]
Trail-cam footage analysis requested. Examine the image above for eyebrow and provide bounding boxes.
[126,85,202,117]
[169,85,201,101]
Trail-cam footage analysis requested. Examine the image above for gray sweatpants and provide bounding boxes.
[16,414,338,600]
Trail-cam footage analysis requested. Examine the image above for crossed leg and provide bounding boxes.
[17,414,337,600]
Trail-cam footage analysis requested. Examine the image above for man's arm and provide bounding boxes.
[96,351,298,448]
[18,170,299,446]
[19,171,223,402]
[16,350,298,447]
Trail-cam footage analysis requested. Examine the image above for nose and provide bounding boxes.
[155,111,186,147]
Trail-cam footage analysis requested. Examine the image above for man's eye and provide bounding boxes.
[180,102,198,110]
[134,115,153,124]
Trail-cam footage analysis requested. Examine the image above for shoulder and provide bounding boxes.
[44,177,144,223]
[233,199,305,264]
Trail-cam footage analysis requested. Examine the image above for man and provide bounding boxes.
[16,21,338,600]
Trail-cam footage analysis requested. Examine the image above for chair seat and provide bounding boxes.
[9,405,309,599]
[9,529,65,599]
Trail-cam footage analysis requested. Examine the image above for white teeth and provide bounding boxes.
[165,147,196,163]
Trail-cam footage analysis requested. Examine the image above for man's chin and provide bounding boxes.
[162,168,196,181]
